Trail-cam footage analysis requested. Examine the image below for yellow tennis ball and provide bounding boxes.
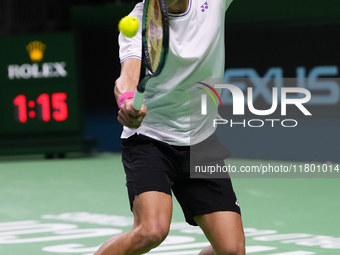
[119,16,139,38]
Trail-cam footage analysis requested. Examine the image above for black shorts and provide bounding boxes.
[121,133,241,226]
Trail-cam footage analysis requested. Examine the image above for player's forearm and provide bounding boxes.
[114,58,141,102]
[114,76,137,102]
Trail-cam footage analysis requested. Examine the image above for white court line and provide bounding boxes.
[246,245,277,253]
[268,251,315,255]
[149,245,277,254]
[147,250,202,255]
[150,242,210,252]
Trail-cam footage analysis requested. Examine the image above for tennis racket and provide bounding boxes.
[132,0,170,111]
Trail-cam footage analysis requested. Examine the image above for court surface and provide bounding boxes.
[0,153,339,255]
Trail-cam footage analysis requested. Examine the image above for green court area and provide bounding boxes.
[0,153,339,255]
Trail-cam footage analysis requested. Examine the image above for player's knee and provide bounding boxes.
[214,239,245,255]
[135,223,169,250]
[144,227,168,247]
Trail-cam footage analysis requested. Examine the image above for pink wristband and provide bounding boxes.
[118,92,135,108]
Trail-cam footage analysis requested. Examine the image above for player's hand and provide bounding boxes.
[118,99,147,129]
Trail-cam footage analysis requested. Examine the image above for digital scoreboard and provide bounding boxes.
[0,32,95,156]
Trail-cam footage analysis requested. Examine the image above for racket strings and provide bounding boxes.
[146,0,163,73]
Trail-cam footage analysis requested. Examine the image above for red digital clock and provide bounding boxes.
[13,92,68,123]
[0,32,96,156]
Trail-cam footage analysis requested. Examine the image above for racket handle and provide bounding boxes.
[132,88,145,111]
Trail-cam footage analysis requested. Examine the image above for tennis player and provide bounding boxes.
[95,0,245,254]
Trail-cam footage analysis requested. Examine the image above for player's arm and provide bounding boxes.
[115,58,147,129]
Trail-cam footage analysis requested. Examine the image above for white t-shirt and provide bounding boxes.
[119,0,233,145]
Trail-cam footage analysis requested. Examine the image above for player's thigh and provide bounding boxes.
[132,191,173,239]
[194,211,245,255]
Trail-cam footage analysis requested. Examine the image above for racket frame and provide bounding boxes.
[133,0,169,110]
